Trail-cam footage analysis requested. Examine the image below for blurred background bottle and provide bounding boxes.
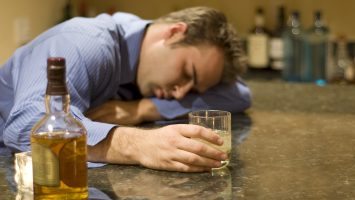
[247,7,270,70]
[77,0,88,17]
[60,0,73,23]
[303,11,329,85]
[282,11,304,82]
[330,35,355,83]
[269,5,286,71]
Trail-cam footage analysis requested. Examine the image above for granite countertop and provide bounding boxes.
[1,80,355,199]
[234,80,355,199]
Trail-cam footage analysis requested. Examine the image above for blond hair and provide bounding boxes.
[154,6,246,83]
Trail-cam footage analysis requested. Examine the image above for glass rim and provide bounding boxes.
[188,110,231,118]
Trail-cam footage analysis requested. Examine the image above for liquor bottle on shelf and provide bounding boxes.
[330,35,355,84]
[60,0,73,23]
[78,0,88,17]
[269,5,286,71]
[350,52,355,84]
[31,57,88,199]
[247,7,270,70]
[303,10,329,84]
[282,11,304,82]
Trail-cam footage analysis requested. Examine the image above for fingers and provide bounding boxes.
[172,148,223,169]
[175,136,227,162]
[163,124,227,163]
[145,149,222,172]
[174,124,223,145]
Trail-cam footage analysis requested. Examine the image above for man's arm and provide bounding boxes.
[85,80,251,125]
[87,124,227,172]
[151,80,251,120]
[85,98,162,126]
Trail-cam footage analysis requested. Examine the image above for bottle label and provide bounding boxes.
[269,38,284,70]
[269,38,284,58]
[247,34,269,68]
[32,143,60,186]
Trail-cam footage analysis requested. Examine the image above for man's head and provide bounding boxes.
[137,6,246,99]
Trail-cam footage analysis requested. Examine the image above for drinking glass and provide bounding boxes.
[14,151,33,193]
[188,110,231,171]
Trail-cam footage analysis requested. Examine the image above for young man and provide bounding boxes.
[0,7,251,172]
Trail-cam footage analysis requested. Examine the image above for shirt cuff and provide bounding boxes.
[82,119,117,146]
[88,162,106,168]
[151,98,193,119]
[70,106,117,146]
[83,120,115,168]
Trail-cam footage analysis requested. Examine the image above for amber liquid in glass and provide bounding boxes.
[31,131,88,200]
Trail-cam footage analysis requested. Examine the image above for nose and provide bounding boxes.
[171,82,193,100]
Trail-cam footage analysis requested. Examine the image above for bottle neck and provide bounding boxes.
[314,16,327,31]
[315,17,322,27]
[290,16,300,28]
[276,7,285,29]
[338,45,350,61]
[45,94,70,114]
[277,17,285,29]
[255,14,265,27]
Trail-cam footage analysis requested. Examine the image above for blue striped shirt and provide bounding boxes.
[0,12,251,152]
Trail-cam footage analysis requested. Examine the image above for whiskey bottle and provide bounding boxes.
[30,57,88,199]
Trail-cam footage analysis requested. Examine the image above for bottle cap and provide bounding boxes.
[256,7,264,14]
[46,57,68,95]
[47,57,65,66]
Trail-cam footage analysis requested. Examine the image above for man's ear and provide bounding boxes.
[164,22,188,44]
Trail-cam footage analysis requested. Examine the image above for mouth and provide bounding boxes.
[154,88,172,99]
[154,88,164,99]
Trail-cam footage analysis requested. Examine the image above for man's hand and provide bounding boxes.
[85,99,162,125]
[87,124,227,172]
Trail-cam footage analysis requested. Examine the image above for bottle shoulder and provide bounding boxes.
[31,112,86,136]
[307,26,329,35]
[250,26,271,35]
[304,26,329,42]
[282,27,304,38]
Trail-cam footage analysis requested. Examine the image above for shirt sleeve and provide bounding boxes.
[150,79,252,119]
[3,28,117,152]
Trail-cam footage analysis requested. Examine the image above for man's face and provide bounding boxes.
[137,24,224,100]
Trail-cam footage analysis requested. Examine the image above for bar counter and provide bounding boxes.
[1,80,355,199]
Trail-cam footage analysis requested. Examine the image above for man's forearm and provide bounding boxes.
[87,127,140,165]
[138,98,163,122]
[85,99,163,126]
[86,124,228,172]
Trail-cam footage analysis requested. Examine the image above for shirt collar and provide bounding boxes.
[113,13,151,85]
